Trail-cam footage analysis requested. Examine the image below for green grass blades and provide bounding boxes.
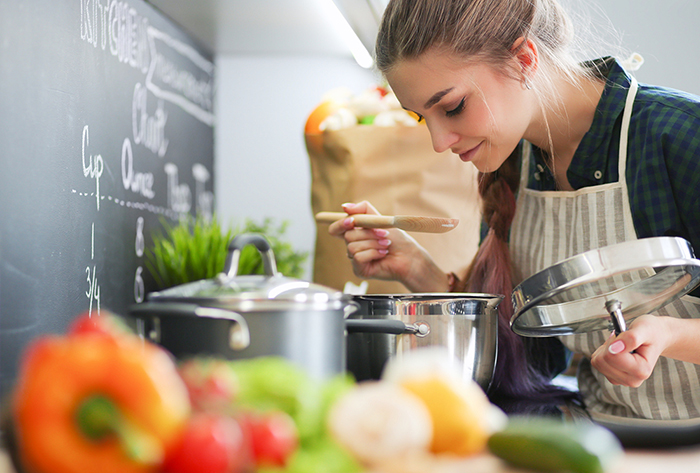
[487,416,623,473]
[144,216,308,290]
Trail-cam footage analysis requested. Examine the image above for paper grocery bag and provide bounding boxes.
[307,125,482,293]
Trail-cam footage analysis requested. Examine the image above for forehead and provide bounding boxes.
[385,51,504,110]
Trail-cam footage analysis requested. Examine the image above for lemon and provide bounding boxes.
[487,417,623,473]
[400,375,492,456]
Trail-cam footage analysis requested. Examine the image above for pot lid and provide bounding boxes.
[511,237,700,337]
[147,233,349,309]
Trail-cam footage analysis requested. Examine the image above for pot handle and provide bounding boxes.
[345,319,430,337]
[343,301,360,319]
[224,233,279,278]
[129,302,251,351]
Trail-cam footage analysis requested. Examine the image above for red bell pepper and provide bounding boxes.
[12,312,191,473]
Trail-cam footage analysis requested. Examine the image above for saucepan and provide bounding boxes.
[128,233,434,380]
[345,293,502,391]
[128,233,358,379]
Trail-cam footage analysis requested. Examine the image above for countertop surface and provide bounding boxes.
[3,446,700,473]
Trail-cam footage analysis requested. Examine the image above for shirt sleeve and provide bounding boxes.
[627,87,700,257]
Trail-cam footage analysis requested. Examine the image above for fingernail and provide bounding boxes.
[373,229,390,238]
[342,202,355,210]
[609,340,625,355]
[378,249,389,255]
[378,239,391,247]
[343,217,354,227]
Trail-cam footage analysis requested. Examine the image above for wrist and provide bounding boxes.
[402,261,450,293]
[447,272,462,292]
[660,316,700,364]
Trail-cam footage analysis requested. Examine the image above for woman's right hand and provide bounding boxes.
[327,201,449,292]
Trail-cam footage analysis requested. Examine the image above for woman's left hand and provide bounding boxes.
[590,314,672,388]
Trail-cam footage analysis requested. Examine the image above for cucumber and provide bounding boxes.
[487,417,623,473]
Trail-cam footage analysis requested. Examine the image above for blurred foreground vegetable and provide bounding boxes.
[12,311,191,473]
[179,356,362,473]
[162,412,250,473]
[327,347,507,469]
[487,417,623,473]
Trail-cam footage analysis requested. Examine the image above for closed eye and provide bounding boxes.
[445,97,465,117]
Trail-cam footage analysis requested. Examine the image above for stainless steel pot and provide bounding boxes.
[128,233,357,380]
[345,294,502,391]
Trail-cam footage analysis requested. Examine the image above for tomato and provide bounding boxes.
[68,310,132,339]
[241,411,299,468]
[178,358,239,414]
[162,413,250,473]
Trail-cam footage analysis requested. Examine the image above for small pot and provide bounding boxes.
[345,294,502,391]
[129,233,357,380]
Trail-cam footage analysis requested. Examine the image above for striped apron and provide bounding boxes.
[510,78,700,420]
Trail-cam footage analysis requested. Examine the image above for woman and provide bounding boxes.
[328,0,700,420]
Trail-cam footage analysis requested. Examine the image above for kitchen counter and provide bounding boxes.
[368,447,700,473]
[3,447,700,473]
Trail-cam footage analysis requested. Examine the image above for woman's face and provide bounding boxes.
[386,50,535,173]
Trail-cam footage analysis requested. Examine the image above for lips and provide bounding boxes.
[457,142,483,163]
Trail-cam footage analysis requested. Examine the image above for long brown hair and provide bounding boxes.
[376,0,586,409]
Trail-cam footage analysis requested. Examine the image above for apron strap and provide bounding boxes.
[617,76,639,238]
[618,76,639,179]
[519,141,531,189]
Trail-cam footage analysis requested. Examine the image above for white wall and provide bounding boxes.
[214,2,700,280]
[214,55,378,278]
[561,0,700,95]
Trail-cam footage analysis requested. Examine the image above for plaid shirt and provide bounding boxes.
[529,57,700,258]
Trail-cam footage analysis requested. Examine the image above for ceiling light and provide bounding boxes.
[320,0,375,69]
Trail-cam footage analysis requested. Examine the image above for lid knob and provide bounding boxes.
[223,233,279,278]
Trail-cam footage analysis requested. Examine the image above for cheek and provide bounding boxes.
[482,92,528,145]
[459,103,495,137]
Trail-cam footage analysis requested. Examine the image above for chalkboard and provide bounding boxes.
[0,0,215,398]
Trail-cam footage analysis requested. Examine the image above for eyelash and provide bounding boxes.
[411,96,464,123]
[445,97,465,117]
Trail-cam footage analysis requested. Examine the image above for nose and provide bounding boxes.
[427,122,460,154]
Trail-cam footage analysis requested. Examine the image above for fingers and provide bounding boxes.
[342,201,379,216]
[591,331,656,388]
[347,229,392,262]
[327,202,379,237]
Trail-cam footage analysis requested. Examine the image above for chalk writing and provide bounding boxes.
[192,163,214,220]
[122,138,155,198]
[146,26,214,125]
[85,223,101,316]
[134,266,145,303]
[164,163,191,214]
[132,83,168,157]
[80,0,150,73]
[82,125,104,211]
[135,216,145,257]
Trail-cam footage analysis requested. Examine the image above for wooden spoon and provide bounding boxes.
[315,212,459,233]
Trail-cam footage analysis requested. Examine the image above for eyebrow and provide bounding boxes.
[423,87,454,109]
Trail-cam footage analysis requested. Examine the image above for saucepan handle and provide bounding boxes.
[129,302,251,351]
[605,299,627,335]
[345,319,430,337]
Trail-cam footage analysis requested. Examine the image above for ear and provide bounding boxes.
[511,37,538,80]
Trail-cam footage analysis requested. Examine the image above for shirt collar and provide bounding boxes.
[565,57,633,188]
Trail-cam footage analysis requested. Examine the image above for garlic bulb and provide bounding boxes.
[327,381,433,465]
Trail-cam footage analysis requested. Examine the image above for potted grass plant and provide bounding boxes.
[145,215,308,291]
